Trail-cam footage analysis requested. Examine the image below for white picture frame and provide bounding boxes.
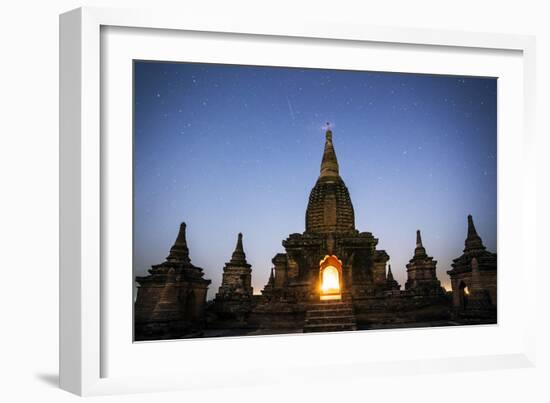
[60,6,537,396]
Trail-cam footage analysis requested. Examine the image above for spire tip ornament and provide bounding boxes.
[464,214,485,252]
[230,232,248,265]
[416,230,423,247]
[166,222,191,263]
[319,126,339,178]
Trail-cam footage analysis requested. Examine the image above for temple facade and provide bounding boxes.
[134,223,211,339]
[134,128,497,340]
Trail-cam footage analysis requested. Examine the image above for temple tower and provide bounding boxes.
[447,215,497,314]
[385,264,401,291]
[305,127,355,234]
[262,126,388,305]
[134,223,211,340]
[214,233,254,319]
[405,230,444,295]
[261,268,276,296]
[260,254,289,301]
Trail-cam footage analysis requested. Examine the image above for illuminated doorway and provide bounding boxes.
[319,255,342,301]
[458,281,469,309]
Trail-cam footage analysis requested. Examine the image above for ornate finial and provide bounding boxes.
[386,263,400,290]
[387,264,395,281]
[320,126,339,178]
[464,215,485,252]
[230,232,247,265]
[467,215,477,237]
[166,222,191,263]
[325,122,333,141]
[177,222,187,244]
[414,229,427,258]
[416,230,423,247]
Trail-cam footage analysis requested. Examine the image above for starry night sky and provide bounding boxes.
[133,61,497,299]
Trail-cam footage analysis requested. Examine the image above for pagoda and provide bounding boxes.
[213,233,253,321]
[134,222,211,340]
[263,126,391,303]
[134,125,496,338]
[405,230,445,295]
[385,265,401,292]
[447,215,497,313]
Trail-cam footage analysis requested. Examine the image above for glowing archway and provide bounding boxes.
[319,255,342,301]
[458,281,469,309]
[321,266,339,293]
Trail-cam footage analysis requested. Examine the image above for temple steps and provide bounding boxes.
[306,309,354,317]
[308,302,353,309]
[303,300,357,333]
[304,315,356,326]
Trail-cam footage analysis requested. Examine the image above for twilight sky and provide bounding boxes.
[133,61,497,299]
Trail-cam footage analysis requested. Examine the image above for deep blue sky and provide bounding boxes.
[134,61,497,299]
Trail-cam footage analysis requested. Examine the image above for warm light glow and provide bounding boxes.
[321,266,340,293]
[464,287,470,296]
[320,294,341,301]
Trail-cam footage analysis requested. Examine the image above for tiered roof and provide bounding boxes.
[448,215,497,275]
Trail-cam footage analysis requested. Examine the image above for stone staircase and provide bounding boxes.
[303,300,357,333]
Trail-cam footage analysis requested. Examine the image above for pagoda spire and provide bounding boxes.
[386,263,400,290]
[464,214,485,252]
[267,267,275,286]
[166,222,191,263]
[414,230,427,257]
[230,232,248,265]
[319,124,340,178]
[387,264,395,281]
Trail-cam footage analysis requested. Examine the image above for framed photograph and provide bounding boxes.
[60,7,537,396]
